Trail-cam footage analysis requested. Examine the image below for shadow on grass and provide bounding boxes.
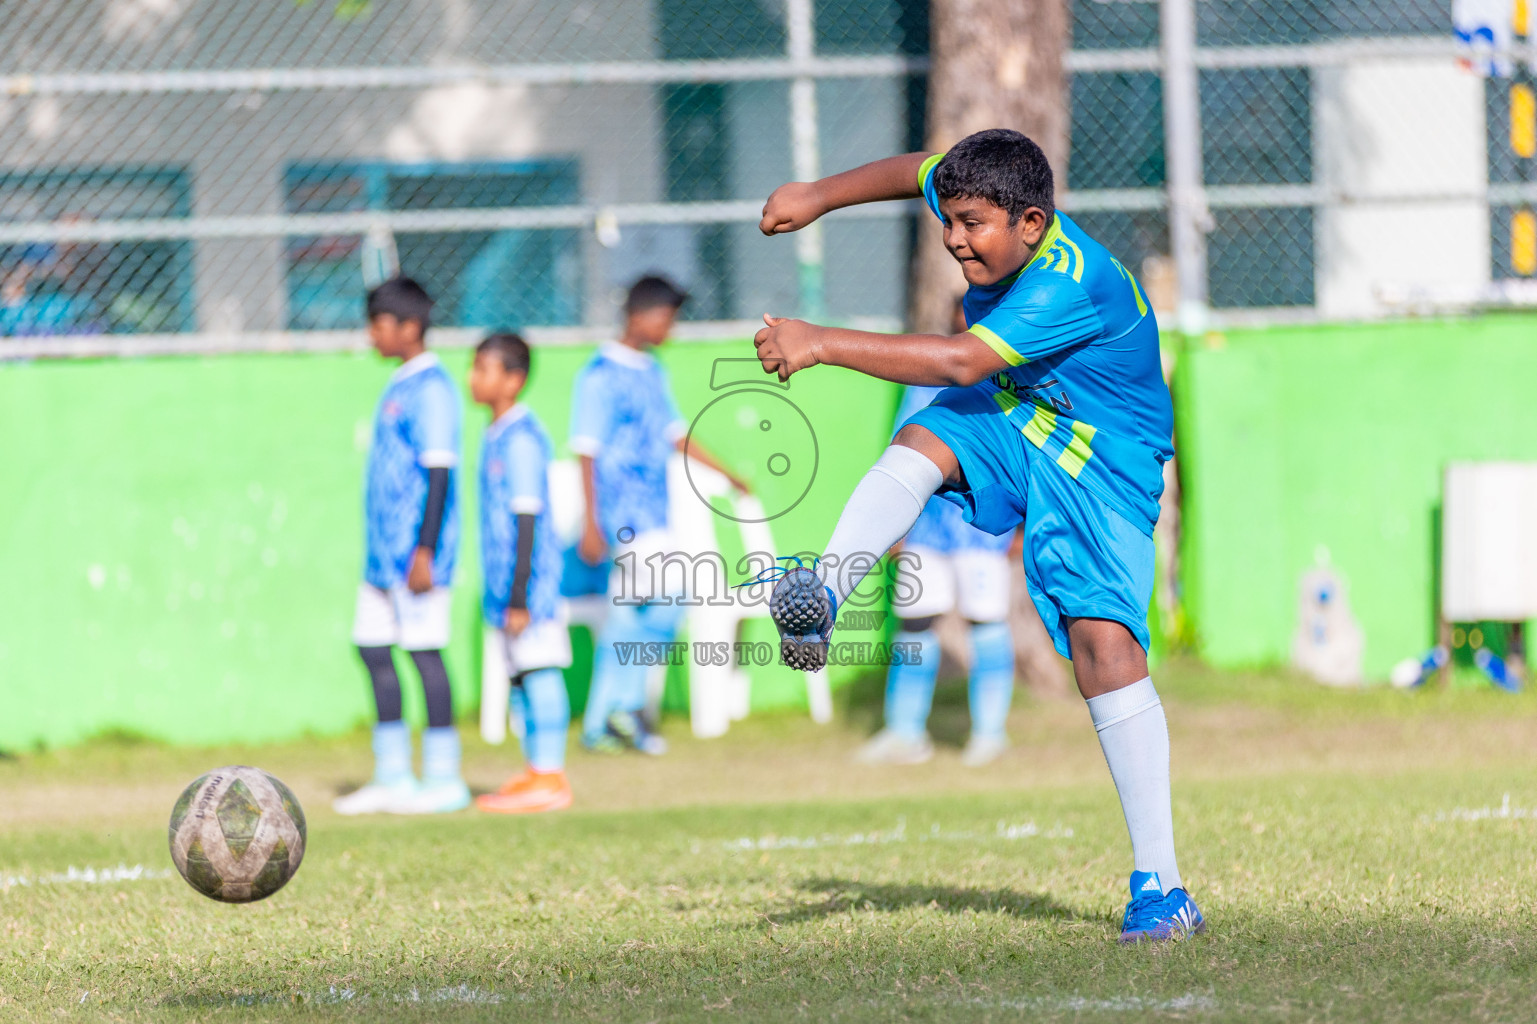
[761,876,1082,927]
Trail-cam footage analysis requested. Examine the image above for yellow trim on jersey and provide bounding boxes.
[1060,235,1086,283]
[918,152,945,191]
[969,324,1025,367]
[1109,256,1149,316]
[1021,403,1057,449]
[1055,420,1098,479]
[993,389,1022,415]
[1023,215,1065,276]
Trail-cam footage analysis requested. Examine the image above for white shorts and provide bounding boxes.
[501,615,574,675]
[351,584,453,651]
[896,545,1011,623]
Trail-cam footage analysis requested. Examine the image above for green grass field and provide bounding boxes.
[6,660,1537,1022]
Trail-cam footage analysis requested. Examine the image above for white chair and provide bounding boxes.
[479,455,831,742]
[664,456,832,737]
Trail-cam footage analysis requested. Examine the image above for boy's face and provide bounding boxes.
[624,303,679,348]
[468,351,526,408]
[937,197,1049,287]
[368,313,423,359]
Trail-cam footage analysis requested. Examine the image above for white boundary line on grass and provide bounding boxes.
[1424,793,1537,822]
[957,992,1218,1013]
[0,863,171,890]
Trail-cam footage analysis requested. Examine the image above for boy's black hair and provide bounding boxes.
[931,129,1055,227]
[476,331,531,375]
[366,276,434,331]
[625,274,689,314]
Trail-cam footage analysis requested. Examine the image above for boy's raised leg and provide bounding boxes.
[771,443,946,670]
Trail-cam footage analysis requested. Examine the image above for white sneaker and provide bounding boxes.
[961,733,1010,767]
[385,777,471,815]
[332,778,418,816]
[853,729,934,765]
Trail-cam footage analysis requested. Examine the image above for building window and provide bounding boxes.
[283,159,583,330]
[0,167,192,336]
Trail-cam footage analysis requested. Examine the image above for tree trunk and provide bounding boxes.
[913,0,1075,701]
[911,0,1072,335]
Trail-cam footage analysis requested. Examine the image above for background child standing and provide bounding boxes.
[468,333,574,814]
[569,275,747,754]
[334,276,469,816]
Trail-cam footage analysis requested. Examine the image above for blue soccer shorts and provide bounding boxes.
[904,386,1154,659]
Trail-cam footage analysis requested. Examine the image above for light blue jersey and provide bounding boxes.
[896,386,1012,555]
[569,341,687,544]
[479,405,563,627]
[919,155,1174,535]
[363,352,460,588]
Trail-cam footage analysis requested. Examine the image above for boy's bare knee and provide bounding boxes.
[892,425,963,488]
[1066,617,1148,698]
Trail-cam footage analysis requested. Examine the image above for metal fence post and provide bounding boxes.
[1160,0,1209,335]
[788,0,826,320]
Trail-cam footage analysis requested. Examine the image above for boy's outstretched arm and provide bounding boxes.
[760,153,932,236]
[753,315,1008,388]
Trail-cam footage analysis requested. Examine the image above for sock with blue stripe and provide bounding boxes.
[883,628,941,737]
[518,668,572,771]
[420,725,462,785]
[1086,676,1182,894]
[370,719,413,786]
[967,621,1015,739]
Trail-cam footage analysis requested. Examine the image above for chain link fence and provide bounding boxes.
[0,0,1525,353]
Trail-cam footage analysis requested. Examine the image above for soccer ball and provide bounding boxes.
[168,765,306,903]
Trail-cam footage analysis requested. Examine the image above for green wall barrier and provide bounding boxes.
[23,309,1505,747]
[0,341,899,750]
[1175,313,1537,679]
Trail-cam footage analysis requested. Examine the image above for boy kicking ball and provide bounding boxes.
[753,129,1201,943]
[468,333,576,814]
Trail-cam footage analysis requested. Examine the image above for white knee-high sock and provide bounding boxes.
[1086,676,1182,893]
[819,445,944,607]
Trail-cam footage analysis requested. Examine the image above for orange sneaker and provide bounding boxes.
[475,770,572,814]
[489,769,536,797]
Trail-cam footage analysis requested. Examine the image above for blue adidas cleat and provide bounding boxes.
[1118,871,1205,944]
[752,560,837,672]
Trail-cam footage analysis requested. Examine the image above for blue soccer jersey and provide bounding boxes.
[895,385,1012,555]
[919,156,1174,535]
[479,405,563,627]
[568,341,687,544]
[363,352,461,588]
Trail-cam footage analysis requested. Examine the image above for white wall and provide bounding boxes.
[1314,59,1490,318]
